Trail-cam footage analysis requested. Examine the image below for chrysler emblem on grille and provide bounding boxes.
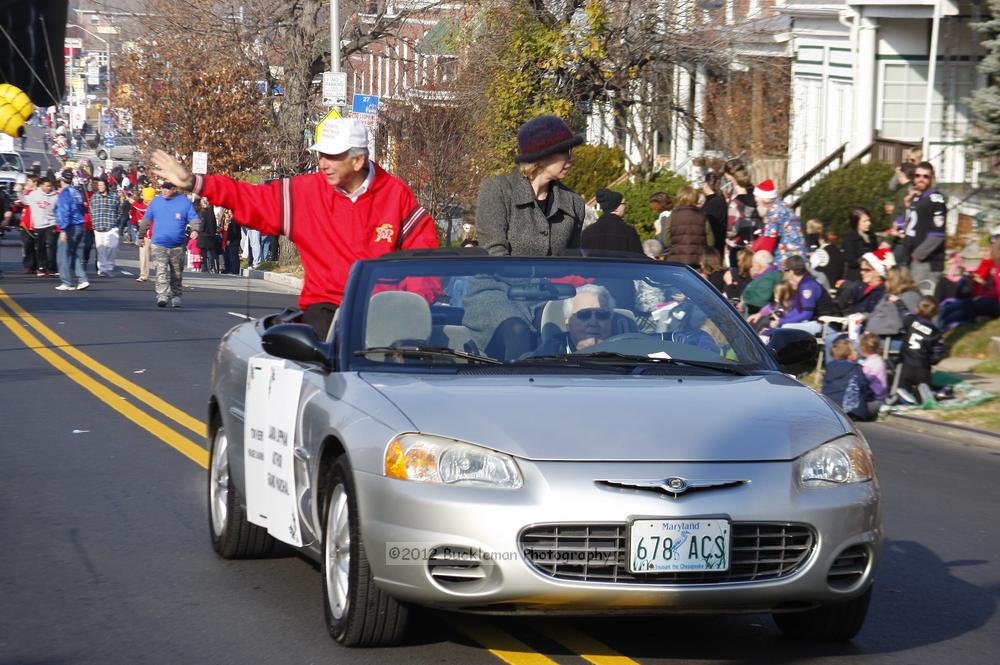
[595,477,749,498]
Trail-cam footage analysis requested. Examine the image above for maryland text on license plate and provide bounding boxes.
[629,519,730,573]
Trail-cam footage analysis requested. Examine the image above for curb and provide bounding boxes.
[242,268,304,290]
[884,413,1000,451]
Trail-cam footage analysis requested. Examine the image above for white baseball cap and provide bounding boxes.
[309,117,369,155]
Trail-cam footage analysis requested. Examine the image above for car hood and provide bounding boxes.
[359,372,848,462]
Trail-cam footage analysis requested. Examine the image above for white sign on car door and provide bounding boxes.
[243,356,304,546]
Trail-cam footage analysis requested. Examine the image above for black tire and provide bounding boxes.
[773,586,872,641]
[322,455,408,647]
[207,423,275,558]
[96,149,108,161]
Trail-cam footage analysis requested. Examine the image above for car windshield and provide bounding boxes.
[345,256,774,373]
[0,153,24,171]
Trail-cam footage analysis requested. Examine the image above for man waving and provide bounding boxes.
[151,117,439,336]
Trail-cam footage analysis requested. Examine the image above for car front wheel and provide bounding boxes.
[96,149,108,160]
[323,455,408,646]
[773,586,872,641]
[208,423,275,558]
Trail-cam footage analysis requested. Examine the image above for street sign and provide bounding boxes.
[352,94,380,115]
[64,37,83,49]
[322,71,347,107]
[192,151,208,175]
[104,137,116,148]
[105,158,113,171]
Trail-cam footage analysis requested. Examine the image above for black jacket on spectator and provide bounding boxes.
[196,205,218,250]
[581,213,643,255]
[702,193,727,255]
[812,244,846,286]
[847,282,886,314]
[842,230,878,282]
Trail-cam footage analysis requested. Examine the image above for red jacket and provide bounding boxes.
[18,188,32,231]
[194,165,440,309]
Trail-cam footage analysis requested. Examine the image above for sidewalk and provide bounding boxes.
[884,356,1000,450]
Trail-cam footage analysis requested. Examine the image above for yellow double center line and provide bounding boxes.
[0,286,641,665]
[0,287,209,468]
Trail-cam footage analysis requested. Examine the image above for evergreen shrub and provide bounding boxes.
[617,170,689,240]
[799,161,896,237]
[561,145,626,201]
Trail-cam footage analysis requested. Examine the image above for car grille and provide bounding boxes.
[519,522,814,585]
[827,544,870,589]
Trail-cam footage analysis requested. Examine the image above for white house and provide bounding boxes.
[783,0,987,191]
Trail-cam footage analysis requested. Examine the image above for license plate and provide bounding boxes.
[628,519,730,573]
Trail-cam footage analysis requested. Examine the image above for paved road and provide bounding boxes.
[1,242,998,664]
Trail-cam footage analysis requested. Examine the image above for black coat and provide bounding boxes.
[197,205,218,250]
[702,193,727,254]
[580,213,643,255]
[842,230,878,282]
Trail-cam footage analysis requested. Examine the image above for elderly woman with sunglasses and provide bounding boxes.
[463,116,588,360]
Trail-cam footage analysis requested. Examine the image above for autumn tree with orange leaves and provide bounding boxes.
[114,35,270,174]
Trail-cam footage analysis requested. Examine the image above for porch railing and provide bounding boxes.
[782,132,918,209]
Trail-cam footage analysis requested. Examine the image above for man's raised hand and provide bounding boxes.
[151,150,194,191]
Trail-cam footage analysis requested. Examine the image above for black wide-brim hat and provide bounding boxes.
[514,115,585,164]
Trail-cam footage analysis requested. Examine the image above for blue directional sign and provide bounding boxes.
[352,94,380,115]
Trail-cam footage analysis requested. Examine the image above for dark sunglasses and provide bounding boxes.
[914,174,932,180]
[573,309,612,322]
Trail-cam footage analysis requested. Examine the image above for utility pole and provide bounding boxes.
[331,1,341,74]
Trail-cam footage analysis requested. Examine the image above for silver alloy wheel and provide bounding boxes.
[325,484,350,620]
[209,427,229,537]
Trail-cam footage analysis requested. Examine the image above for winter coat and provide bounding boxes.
[865,289,921,336]
[667,205,712,265]
[196,205,218,250]
[474,170,584,257]
[847,282,886,315]
[810,243,846,286]
[702,193,727,254]
[822,360,875,421]
[581,213,643,255]
[841,230,878,282]
[741,266,782,312]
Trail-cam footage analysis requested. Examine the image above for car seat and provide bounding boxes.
[364,291,432,348]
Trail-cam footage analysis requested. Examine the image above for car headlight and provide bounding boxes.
[384,433,523,489]
[799,435,874,486]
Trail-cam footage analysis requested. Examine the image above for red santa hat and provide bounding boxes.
[861,248,895,277]
[755,179,778,201]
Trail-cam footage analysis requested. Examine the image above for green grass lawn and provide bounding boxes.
[946,318,1000,359]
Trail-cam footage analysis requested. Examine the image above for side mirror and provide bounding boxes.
[766,328,818,377]
[261,323,334,371]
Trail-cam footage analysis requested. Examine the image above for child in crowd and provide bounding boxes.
[822,336,876,421]
[187,235,202,272]
[898,296,946,398]
[858,333,888,402]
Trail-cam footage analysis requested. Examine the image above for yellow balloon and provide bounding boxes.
[0,84,33,121]
[0,101,26,138]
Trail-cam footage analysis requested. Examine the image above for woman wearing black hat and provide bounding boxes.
[463,115,587,359]
[474,115,586,257]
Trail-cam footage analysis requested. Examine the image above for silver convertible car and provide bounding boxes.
[206,251,880,647]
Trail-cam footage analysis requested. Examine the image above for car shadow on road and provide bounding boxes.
[438,538,997,661]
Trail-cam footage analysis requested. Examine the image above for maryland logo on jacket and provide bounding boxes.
[193,163,439,309]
